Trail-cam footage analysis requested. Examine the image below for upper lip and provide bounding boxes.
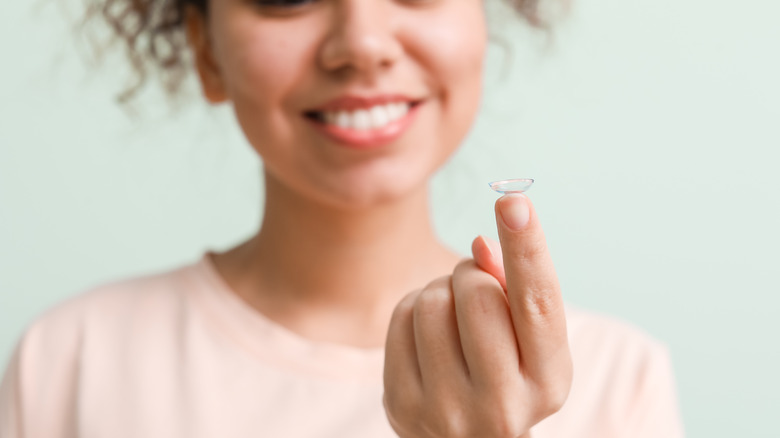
[307,94,422,113]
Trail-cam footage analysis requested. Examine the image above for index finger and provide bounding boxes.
[494,194,571,384]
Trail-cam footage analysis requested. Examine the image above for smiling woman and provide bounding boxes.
[0,0,685,437]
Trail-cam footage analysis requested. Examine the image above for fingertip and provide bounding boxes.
[496,193,531,231]
[471,234,488,254]
[484,235,502,260]
[471,235,492,266]
[470,235,507,291]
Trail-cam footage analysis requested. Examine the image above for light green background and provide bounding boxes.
[1,0,778,436]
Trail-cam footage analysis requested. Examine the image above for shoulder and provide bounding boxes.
[33,262,194,334]
[11,259,201,371]
[565,304,670,359]
[564,304,675,394]
[547,305,684,437]
[1,259,204,436]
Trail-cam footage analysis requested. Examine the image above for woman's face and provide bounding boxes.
[193,0,487,208]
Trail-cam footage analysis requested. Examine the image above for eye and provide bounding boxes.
[250,0,320,16]
[253,0,315,7]
[249,0,320,16]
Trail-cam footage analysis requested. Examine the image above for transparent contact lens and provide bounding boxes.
[488,178,534,194]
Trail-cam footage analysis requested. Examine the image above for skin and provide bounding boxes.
[184,0,572,436]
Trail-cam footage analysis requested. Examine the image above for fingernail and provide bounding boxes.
[481,235,503,261]
[484,236,502,261]
[498,194,530,230]
[478,235,494,259]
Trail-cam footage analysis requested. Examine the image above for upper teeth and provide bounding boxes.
[322,103,410,130]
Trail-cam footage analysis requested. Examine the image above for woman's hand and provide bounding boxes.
[383,194,573,438]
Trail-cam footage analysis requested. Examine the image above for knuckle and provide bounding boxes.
[471,380,534,437]
[522,288,563,322]
[431,408,468,438]
[392,290,420,319]
[383,390,411,418]
[536,382,570,419]
[485,416,524,438]
[383,392,423,437]
[453,257,477,274]
[425,275,452,292]
[416,396,470,438]
[460,280,505,315]
[388,292,419,331]
[481,407,523,438]
[451,265,504,309]
[485,388,525,437]
[453,258,497,285]
[415,280,453,316]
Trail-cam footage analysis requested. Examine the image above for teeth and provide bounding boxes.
[335,111,350,128]
[388,103,405,120]
[369,106,389,128]
[319,102,410,130]
[353,109,371,130]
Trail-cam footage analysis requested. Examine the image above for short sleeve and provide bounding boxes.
[625,343,686,438]
[0,307,83,438]
[0,342,23,438]
[533,308,687,438]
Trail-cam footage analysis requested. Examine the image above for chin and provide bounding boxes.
[259,116,462,211]
[306,171,431,212]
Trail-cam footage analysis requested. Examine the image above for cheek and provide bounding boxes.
[402,5,487,139]
[420,15,486,81]
[210,10,319,117]
[407,3,486,83]
[209,9,327,166]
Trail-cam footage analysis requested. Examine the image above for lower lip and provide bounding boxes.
[306,104,421,149]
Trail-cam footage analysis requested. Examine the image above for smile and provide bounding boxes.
[308,102,412,130]
[304,97,423,149]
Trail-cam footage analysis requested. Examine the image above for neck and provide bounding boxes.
[215,172,460,347]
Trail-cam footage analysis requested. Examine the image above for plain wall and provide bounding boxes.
[1,0,778,436]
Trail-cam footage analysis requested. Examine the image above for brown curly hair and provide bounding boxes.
[79,0,548,108]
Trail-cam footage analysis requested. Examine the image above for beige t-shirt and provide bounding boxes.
[0,253,685,437]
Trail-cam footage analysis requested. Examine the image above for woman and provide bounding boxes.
[0,0,684,436]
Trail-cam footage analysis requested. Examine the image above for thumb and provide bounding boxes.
[471,235,507,291]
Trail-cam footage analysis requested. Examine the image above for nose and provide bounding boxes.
[318,0,403,78]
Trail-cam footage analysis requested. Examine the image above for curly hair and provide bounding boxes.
[78,0,549,108]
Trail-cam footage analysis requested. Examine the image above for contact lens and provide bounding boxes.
[488,178,534,194]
